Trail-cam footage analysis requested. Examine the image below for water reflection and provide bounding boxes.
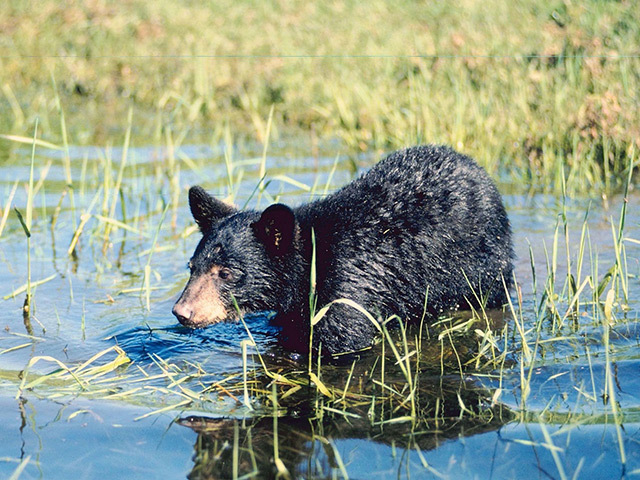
[167,314,513,478]
[179,374,510,479]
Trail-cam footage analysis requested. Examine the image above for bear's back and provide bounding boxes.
[299,145,506,238]
[294,144,513,320]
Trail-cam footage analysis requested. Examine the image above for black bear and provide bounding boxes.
[173,145,513,354]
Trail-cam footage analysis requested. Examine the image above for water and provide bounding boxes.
[0,141,638,479]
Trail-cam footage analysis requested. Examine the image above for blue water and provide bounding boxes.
[1,142,639,479]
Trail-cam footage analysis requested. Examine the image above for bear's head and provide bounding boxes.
[172,186,302,328]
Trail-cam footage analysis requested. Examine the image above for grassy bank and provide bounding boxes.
[1,0,639,193]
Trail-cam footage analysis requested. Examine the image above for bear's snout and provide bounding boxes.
[172,301,193,326]
[172,274,230,328]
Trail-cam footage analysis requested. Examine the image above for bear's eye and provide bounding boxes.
[218,268,232,280]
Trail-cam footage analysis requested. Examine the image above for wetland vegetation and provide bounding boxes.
[1,1,639,478]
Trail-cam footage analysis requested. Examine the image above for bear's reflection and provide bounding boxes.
[179,373,510,479]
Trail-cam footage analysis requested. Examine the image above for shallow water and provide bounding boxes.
[0,141,638,479]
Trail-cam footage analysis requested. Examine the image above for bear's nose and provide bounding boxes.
[172,302,192,325]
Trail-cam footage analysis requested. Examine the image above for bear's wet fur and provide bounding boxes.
[173,145,514,354]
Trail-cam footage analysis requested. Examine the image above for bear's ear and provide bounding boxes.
[188,186,236,234]
[252,204,296,256]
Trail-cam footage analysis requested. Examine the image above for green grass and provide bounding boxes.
[0,1,639,477]
[1,0,639,193]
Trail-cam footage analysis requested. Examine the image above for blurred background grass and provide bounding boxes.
[0,0,638,191]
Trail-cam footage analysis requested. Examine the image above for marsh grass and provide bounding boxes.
[0,105,637,477]
[11,121,40,336]
[2,1,640,194]
[3,124,636,404]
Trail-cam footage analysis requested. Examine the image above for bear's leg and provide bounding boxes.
[313,301,380,354]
